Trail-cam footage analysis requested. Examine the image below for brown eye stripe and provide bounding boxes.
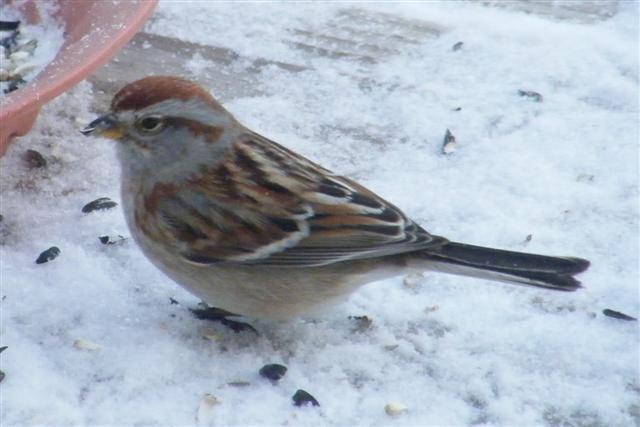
[164,118,224,143]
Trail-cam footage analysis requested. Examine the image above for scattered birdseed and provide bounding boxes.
[385,402,409,416]
[259,363,288,382]
[0,345,7,384]
[201,328,220,341]
[348,315,373,333]
[196,394,221,423]
[424,305,440,313]
[5,76,25,93]
[98,235,127,245]
[403,273,424,290]
[0,31,18,50]
[577,173,595,182]
[0,21,31,93]
[219,318,258,334]
[225,381,252,388]
[22,149,47,169]
[602,309,637,321]
[0,21,34,93]
[0,21,20,31]
[442,129,457,154]
[73,339,102,351]
[0,6,64,96]
[518,89,543,102]
[452,41,464,51]
[35,246,60,264]
[82,197,118,213]
[292,389,320,407]
[190,307,258,334]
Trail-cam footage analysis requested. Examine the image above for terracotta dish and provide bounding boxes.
[0,0,158,156]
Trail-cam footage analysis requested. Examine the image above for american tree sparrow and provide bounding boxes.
[82,76,589,320]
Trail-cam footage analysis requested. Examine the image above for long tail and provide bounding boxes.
[421,241,590,291]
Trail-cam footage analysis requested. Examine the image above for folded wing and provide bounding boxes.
[146,132,445,267]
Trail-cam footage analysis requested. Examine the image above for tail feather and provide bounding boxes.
[422,241,590,291]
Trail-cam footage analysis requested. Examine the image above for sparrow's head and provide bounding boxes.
[82,76,236,168]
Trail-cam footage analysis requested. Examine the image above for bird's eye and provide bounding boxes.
[136,116,164,134]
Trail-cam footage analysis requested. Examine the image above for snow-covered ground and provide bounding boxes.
[1,2,638,426]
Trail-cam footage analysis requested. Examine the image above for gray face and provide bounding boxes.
[85,98,238,179]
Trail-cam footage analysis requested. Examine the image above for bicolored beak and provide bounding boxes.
[80,114,124,140]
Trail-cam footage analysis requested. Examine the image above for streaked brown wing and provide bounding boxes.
[146,132,445,267]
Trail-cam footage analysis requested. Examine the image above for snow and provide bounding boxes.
[1,2,638,426]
